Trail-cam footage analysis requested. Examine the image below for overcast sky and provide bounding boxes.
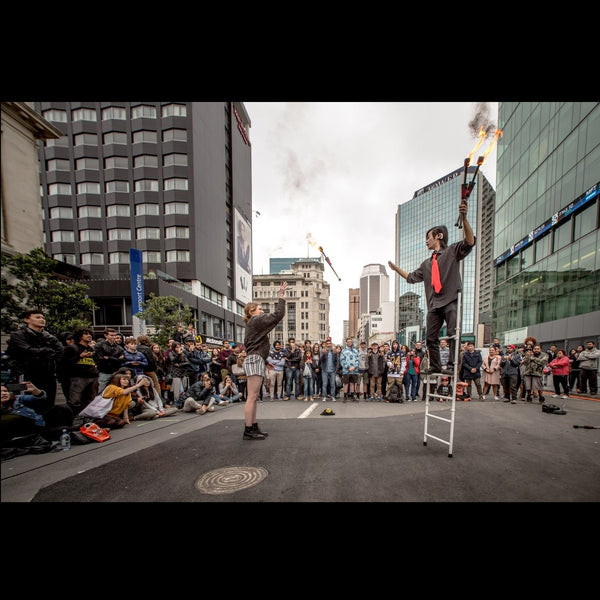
[244,102,499,343]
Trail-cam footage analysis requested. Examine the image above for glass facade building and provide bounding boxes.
[394,167,495,344]
[493,102,600,347]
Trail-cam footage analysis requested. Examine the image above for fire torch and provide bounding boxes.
[455,128,502,229]
[318,246,341,281]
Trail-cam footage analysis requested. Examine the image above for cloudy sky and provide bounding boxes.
[244,102,499,343]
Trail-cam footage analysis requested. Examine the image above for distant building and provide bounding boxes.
[253,257,330,344]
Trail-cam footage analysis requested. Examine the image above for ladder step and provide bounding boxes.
[428,393,453,400]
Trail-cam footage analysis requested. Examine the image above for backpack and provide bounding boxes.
[388,383,401,403]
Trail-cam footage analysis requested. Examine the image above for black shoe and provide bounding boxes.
[253,423,268,437]
[243,427,265,440]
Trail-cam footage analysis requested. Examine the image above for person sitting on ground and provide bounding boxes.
[182,376,221,414]
[217,375,242,404]
[131,375,178,420]
[435,375,453,402]
[93,371,146,428]
[1,382,74,443]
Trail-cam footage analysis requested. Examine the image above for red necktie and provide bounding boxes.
[431,253,442,293]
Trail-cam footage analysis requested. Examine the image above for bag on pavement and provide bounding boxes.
[78,393,114,419]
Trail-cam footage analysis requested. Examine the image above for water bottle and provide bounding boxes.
[60,428,71,451]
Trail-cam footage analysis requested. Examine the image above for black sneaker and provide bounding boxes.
[243,427,266,440]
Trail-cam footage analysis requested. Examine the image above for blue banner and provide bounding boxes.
[130,248,144,316]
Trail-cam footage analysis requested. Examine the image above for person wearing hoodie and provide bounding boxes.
[340,338,360,402]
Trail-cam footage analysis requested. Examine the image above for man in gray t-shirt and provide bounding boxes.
[388,201,475,374]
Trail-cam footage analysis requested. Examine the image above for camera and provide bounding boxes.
[7,383,27,393]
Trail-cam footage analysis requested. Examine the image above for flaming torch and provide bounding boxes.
[456,128,503,229]
[318,246,341,281]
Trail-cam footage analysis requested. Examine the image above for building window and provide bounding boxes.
[101,107,126,120]
[165,226,189,239]
[164,202,189,215]
[108,252,130,264]
[163,178,188,191]
[162,128,187,142]
[104,156,129,169]
[75,157,99,170]
[133,130,157,143]
[46,159,70,171]
[51,230,74,242]
[135,203,159,216]
[53,253,76,265]
[108,228,131,241]
[106,204,130,217]
[49,206,73,219]
[166,250,190,262]
[78,206,101,218]
[42,109,67,123]
[77,182,101,195]
[81,253,104,265]
[132,105,157,119]
[72,108,97,122]
[48,183,72,196]
[45,137,69,147]
[74,133,98,146]
[134,179,159,192]
[79,229,103,242]
[163,153,188,167]
[134,155,158,168]
[103,132,127,145]
[105,181,129,193]
[136,227,160,240]
[143,251,161,263]
[161,104,187,118]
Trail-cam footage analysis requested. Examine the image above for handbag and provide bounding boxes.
[78,393,114,419]
[79,422,111,443]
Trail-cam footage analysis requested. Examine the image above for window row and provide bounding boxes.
[42,104,187,123]
[49,202,189,219]
[47,178,188,195]
[45,129,187,148]
[47,153,188,171]
[50,226,190,242]
[53,250,190,265]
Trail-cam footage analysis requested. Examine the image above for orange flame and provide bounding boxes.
[467,127,487,164]
[481,128,503,163]
[306,232,319,248]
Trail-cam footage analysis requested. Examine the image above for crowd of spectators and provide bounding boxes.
[2,308,598,455]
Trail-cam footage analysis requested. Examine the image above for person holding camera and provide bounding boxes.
[6,309,64,407]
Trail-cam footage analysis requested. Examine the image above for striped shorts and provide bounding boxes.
[243,353,266,378]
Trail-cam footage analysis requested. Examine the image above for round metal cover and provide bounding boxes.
[195,466,269,495]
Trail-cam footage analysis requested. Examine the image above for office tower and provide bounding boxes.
[34,101,252,343]
[394,167,495,345]
[493,102,599,347]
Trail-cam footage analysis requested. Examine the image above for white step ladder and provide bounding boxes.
[423,329,461,458]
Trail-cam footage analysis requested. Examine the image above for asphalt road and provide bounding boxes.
[2,391,599,503]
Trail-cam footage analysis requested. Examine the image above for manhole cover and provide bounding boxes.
[195,466,269,495]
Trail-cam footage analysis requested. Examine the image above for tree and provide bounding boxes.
[136,292,192,348]
[1,247,96,335]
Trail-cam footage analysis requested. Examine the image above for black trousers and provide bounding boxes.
[580,369,598,394]
[426,300,457,372]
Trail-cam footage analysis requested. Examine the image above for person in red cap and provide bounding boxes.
[500,344,522,403]
[388,200,475,375]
